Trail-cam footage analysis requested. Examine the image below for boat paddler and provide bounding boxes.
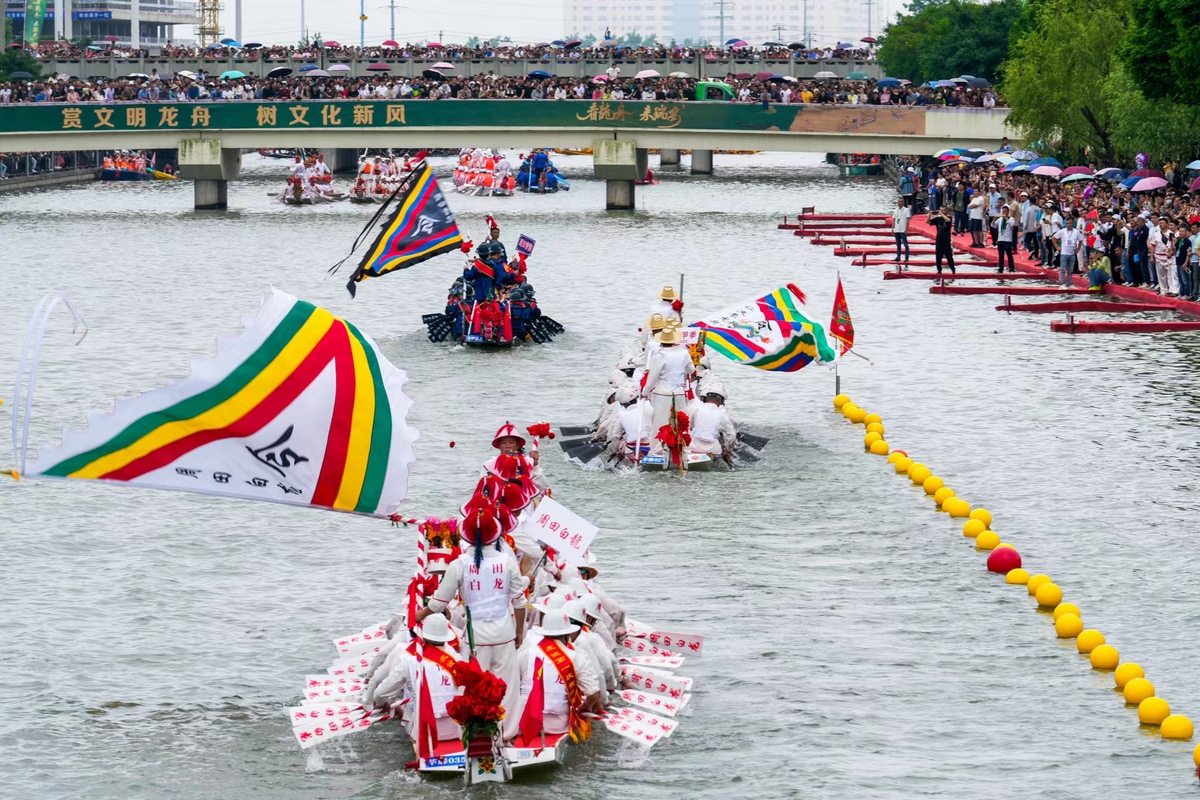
[642,322,695,451]
[687,380,736,458]
[516,610,601,741]
[365,614,465,742]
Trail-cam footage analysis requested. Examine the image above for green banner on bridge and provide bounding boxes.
[22,0,49,43]
[0,100,929,137]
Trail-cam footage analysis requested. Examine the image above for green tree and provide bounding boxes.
[1000,0,1127,163]
[1105,62,1200,165]
[1121,0,1200,102]
[0,43,42,82]
[877,0,1021,84]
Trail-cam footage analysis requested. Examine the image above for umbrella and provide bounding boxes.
[861,36,877,43]
[634,69,660,79]
[932,79,958,88]
[328,64,352,72]
[1095,168,1127,180]
[1131,177,1168,192]
[299,64,318,71]
[1031,165,1062,177]
[222,40,242,48]
[128,72,150,79]
[781,75,798,83]
[219,70,245,79]
[382,40,400,46]
[591,75,608,83]
[1002,162,1030,173]
[846,71,870,80]
[876,77,902,87]
[1010,150,1038,160]
[763,41,785,46]
[422,69,444,79]
[87,44,106,50]
[266,66,292,77]
[220,37,237,44]
[958,75,976,80]
[306,69,331,77]
[551,39,566,46]
[734,72,753,79]
[1185,160,1200,170]
[564,40,581,47]
[9,70,33,79]
[669,71,690,78]
[242,42,263,48]
[788,42,805,49]
[813,71,837,79]
[1129,168,1163,178]
[367,62,391,71]
[206,42,225,49]
[725,38,747,46]
[1060,166,1092,177]
[754,70,773,80]
[766,74,788,83]
[177,70,196,79]
[599,40,618,48]
[426,41,443,47]
[104,35,119,41]
[837,42,853,48]
[1190,176,1200,192]
[1028,157,1064,168]
[323,40,341,47]
[432,61,454,69]
[967,77,991,88]
[527,69,552,78]
[1060,173,1095,183]
[934,148,964,157]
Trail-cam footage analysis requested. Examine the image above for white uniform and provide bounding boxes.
[426,549,529,739]
[373,642,464,741]
[649,298,682,323]
[599,400,653,458]
[687,399,736,455]
[642,345,695,446]
[519,637,601,735]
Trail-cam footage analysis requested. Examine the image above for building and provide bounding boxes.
[5,0,200,46]
[563,0,897,47]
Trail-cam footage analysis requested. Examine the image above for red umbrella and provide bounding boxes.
[860,36,877,43]
[754,70,773,80]
[427,41,443,47]
[1130,168,1164,179]
[1189,176,1200,193]
[104,35,119,42]
[1061,166,1093,177]
[381,39,399,47]
[323,40,341,47]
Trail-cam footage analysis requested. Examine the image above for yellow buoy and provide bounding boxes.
[962,519,986,538]
[870,439,890,456]
[1089,644,1119,670]
[833,394,850,409]
[847,406,868,424]
[864,432,882,447]
[887,451,903,464]
[1052,602,1081,621]
[910,466,932,485]
[894,457,913,474]
[1138,697,1171,725]
[1194,741,1200,763]
[1076,629,1105,654]
[923,475,944,495]
[866,422,885,435]
[841,403,859,419]
[975,530,1000,550]
[933,487,956,506]
[1005,568,1030,585]
[1026,574,1052,596]
[863,413,882,425]
[1114,662,1144,689]
[1035,582,1063,608]
[1054,613,1084,638]
[1123,677,1155,705]
[905,461,925,476]
[946,499,971,518]
[969,508,992,527]
[1161,715,1194,741]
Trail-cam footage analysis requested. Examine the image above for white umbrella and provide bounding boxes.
[782,75,798,83]
[328,64,352,72]
[813,71,837,79]
[669,71,690,78]
[634,69,660,79]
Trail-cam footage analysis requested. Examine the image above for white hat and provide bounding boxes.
[533,610,579,637]
[581,593,603,617]
[562,599,588,626]
[616,384,638,404]
[567,578,591,599]
[535,592,567,613]
[420,613,450,644]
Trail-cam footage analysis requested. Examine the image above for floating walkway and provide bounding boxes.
[930,285,1091,296]
[1051,318,1200,334]
[884,271,1042,281]
[996,300,1176,314]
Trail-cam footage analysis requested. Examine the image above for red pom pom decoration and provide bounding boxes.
[449,441,456,448]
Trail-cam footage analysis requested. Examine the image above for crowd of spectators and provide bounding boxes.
[20,41,876,63]
[894,156,1200,298]
[0,70,1000,108]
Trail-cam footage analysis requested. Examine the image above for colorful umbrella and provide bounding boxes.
[323,40,341,47]
[367,62,391,71]
[1010,150,1038,160]
[1131,177,1168,192]
[1003,163,1031,173]
[725,38,748,46]
[219,70,246,79]
[1096,168,1127,180]
[1060,166,1093,177]
[1028,157,1064,168]
[861,36,877,43]
[1060,174,1095,183]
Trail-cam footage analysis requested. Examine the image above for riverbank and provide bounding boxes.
[0,168,100,193]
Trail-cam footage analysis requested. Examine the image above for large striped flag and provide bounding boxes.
[25,289,418,517]
[691,284,837,373]
[346,162,464,297]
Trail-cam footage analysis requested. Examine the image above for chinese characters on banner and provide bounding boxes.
[621,655,686,670]
[618,689,691,718]
[625,619,705,655]
[527,497,598,566]
[619,636,681,658]
[603,713,668,747]
[516,235,536,256]
[619,665,692,699]
[610,707,679,737]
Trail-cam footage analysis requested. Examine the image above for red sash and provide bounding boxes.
[473,259,495,279]
[538,639,592,742]
[415,644,458,760]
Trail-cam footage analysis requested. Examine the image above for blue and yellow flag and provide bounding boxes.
[345,163,464,297]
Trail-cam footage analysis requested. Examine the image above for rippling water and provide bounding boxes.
[3,153,1200,799]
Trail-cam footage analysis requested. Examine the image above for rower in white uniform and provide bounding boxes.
[649,285,683,324]
[687,379,736,458]
[516,610,601,742]
[641,322,695,451]
[368,614,464,744]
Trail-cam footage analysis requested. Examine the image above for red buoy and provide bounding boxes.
[987,547,1022,574]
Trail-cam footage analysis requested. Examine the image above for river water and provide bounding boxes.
[2,152,1200,799]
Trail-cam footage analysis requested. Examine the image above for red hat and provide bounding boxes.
[492,422,526,449]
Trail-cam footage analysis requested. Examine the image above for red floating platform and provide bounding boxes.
[795,229,894,237]
[1051,320,1200,333]
[799,214,892,221]
[931,285,1091,295]
[884,271,1044,280]
[996,301,1176,314]
[833,247,939,257]
[860,258,996,268]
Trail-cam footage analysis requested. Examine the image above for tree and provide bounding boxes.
[0,43,42,82]
[877,0,1021,84]
[1121,0,1200,103]
[1105,62,1200,165]
[1000,0,1128,164]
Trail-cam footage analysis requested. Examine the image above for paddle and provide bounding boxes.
[734,447,760,463]
[736,431,769,451]
[556,425,597,438]
[563,442,608,465]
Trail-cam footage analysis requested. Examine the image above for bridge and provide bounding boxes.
[0,100,1011,209]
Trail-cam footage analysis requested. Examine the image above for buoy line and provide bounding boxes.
[831,393,1200,775]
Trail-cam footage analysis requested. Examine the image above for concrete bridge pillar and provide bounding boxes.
[636,147,649,179]
[593,139,639,211]
[659,148,681,165]
[178,140,242,210]
[320,147,359,173]
[691,149,713,175]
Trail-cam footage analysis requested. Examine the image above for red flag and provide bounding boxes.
[829,276,854,355]
[417,660,439,760]
[518,657,545,742]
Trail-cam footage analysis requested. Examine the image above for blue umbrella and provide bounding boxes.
[551,39,566,46]
[1119,175,1140,189]
[220,36,237,44]
[1186,160,1200,170]
[876,77,902,87]
[1002,162,1030,173]
[299,64,319,71]
[1028,157,1064,168]
[1010,149,1038,160]
[527,69,551,78]
[932,79,957,88]
[1096,167,1128,180]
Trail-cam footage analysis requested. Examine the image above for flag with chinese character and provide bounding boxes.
[22,0,49,44]
[829,275,854,354]
[25,289,418,517]
[690,284,837,372]
[346,162,464,297]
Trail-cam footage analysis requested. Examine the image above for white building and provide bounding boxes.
[5,0,200,46]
